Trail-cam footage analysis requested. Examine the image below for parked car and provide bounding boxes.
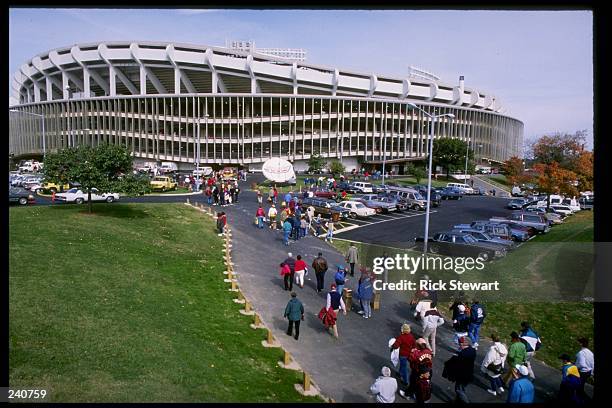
[55,188,120,204]
[549,204,574,216]
[39,181,79,193]
[337,182,358,194]
[301,197,350,220]
[150,176,177,192]
[415,231,505,261]
[335,200,377,218]
[451,228,516,250]
[377,195,408,212]
[490,220,536,239]
[446,182,475,195]
[353,194,397,213]
[561,198,581,212]
[412,185,442,207]
[9,187,35,206]
[20,176,43,190]
[492,212,551,234]
[507,198,528,209]
[524,207,564,224]
[437,187,463,200]
[313,188,338,200]
[192,166,213,177]
[454,220,530,242]
[578,196,594,210]
[387,187,427,210]
[351,181,374,194]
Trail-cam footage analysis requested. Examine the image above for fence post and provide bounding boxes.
[261,328,281,348]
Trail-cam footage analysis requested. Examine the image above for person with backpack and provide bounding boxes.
[481,333,508,396]
[324,283,346,338]
[311,252,328,293]
[443,337,476,403]
[503,331,527,386]
[558,353,582,404]
[468,300,486,349]
[519,321,542,379]
[452,304,470,351]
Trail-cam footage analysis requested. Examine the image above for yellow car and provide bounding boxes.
[39,182,72,193]
[150,176,177,192]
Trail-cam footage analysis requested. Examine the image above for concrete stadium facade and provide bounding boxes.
[9,41,523,172]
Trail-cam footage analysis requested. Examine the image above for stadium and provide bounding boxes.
[9,41,523,172]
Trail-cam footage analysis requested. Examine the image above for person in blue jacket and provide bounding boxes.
[507,364,535,403]
[357,270,374,319]
[334,265,347,294]
[282,219,292,246]
[468,300,486,349]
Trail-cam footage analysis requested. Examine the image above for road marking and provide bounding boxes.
[335,210,437,234]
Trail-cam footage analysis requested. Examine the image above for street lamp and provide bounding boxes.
[9,109,46,157]
[406,102,455,255]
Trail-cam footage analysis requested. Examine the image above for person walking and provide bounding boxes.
[314,214,323,236]
[421,307,444,356]
[391,323,416,390]
[306,205,315,229]
[403,338,433,400]
[216,212,227,236]
[369,366,398,403]
[294,255,307,289]
[205,185,212,205]
[284,292,304,340]
[345,243,359,277]
[414,368,432,405]
[452,304,470,350]
[325,219,335,242]
[292,212,301,241]
[519,321,542,379]
[481,333,508,396]
[312,252,328,293]
[282,219,292,246]
[503,331,527,386]
[334,265,347,295]
[575,337,594,402]
[255,206,265,229]
[507,364,535,403]
[451,337,477,403]
[356,271,374,319]
[268,205,277,229]
[558,353,582,404]
[325,283,347,338]
[257,190,263,206]
[283,253,296,291]
[300,216,308,238]
[468,300,486,349]
[279,262,292,291]
[268,187,274,204]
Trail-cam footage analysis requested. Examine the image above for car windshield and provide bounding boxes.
[66,188,79,193]
[355,203,365,208]
[153,177,165,181]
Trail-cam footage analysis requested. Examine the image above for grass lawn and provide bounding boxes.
[482,174,512,191]
[9,203,321,402]
[329,210,594,368]
[146,186,193,195]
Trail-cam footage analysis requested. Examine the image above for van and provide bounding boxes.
[447,182,474,195]
[160,162,178,174]
[352,182,373,193]
[387,186,427,210]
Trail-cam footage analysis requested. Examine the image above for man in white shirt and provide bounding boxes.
[370,366,398,403]
[575,337,594,400]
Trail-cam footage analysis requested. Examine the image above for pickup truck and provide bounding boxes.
[150,176,177,192]
[414,231,505,262]
[491,212,550,234]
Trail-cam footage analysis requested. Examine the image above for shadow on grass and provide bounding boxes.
[50,203,152,219]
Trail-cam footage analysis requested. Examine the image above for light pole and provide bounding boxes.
[406,103,455,255]
[10,109,46,157]
[463,127,470,183]
[196,114,209,191]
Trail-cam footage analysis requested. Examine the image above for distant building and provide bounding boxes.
[226,40,306,62]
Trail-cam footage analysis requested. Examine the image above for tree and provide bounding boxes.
[502,156,532,187]
[569,150,593,192]
[43,144,149,214]
[412,166,426,184]
[532,162,578,207]
[307,153,325,173]
[432,138,472,178]
[328,160,345,177]
[530,130,587,168]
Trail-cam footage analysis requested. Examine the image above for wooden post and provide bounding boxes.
[303,372,311,391]
[372,291,381,311]
[231,280,237,291]
[284,350,291,366]
[267,329,274,344]
[254,313,261,326]
[245,301,252,313]
[238,291,244,301]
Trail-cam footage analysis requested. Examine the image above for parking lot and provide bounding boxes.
[330,195,514,248]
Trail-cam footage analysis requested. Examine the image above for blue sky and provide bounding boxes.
[9,8,594,149]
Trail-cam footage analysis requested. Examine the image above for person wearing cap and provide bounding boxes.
[312,252,328,293]
[503,331,527,386]
[452,304,470,351]
[369,366,398,403]
[453,336,477,403]
[283,253,296,291]
[284,292,304,340]
[391,323,416,390]
[575,337,594,401]
[481,333,508,396]
[402,338,433,400]
[558,353,582,404]
[334,265,348,294]
[325,283,346,338]
[468,300,486,349]
[507,364,535,403]
[356,269,374,319]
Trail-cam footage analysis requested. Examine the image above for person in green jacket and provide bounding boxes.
[284,292,304,340]
[503,331,527,386]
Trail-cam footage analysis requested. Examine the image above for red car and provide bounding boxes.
[313,189,337,200]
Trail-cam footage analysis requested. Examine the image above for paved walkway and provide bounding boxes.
[192,179,591,403]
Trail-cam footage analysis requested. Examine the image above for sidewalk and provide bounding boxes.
[192,181,590,403]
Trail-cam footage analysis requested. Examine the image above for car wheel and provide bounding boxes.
[75,198,84,205]
[18,197,28,205]
[106,196,114,203]
[429,245,440,254]
[477,252,490,262]
[349,212,357,219]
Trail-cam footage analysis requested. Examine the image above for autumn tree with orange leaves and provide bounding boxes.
[502,156,533,187]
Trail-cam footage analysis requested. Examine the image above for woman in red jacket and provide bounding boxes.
[391,323,416,390]
[256,206,265,229]
[279,262,292,291]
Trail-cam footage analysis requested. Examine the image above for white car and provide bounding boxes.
[337,200,377,218]
[352,182,374,194]
[549,204,573,217]
[55,188,120,204]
